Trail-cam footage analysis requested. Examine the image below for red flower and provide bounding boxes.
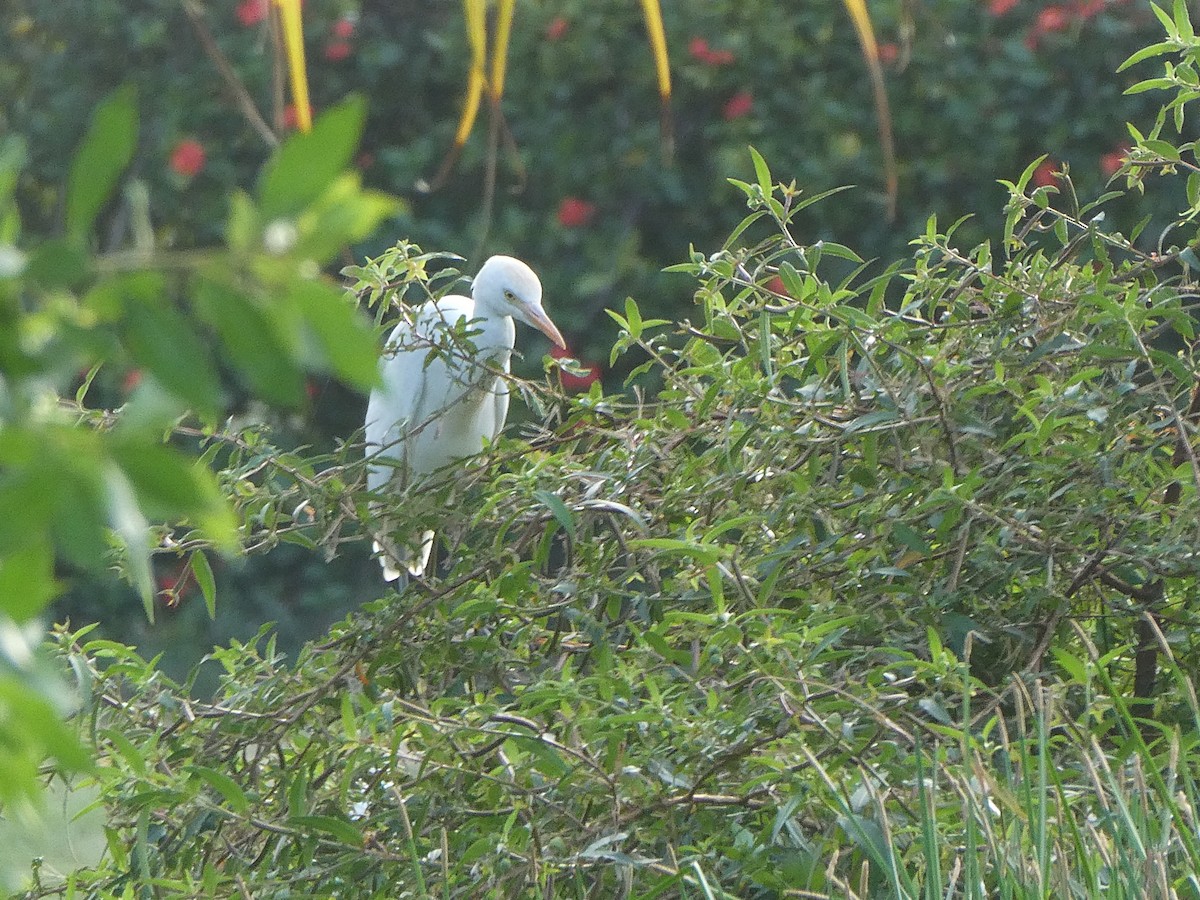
[551,347,601,392]
[1035,5,1071,31]
[878,42,899,64]
[1075,0,1104,18]
[689,36,734,66]
[557,197,596,228]
[332,17,354,38]
[723,90,754,121]
[545,16,569,40]
[1025,3,1074,48]
[988,0,1018,15]
[1100,143,1130,177]
[236,0,267,27]
[1031,158,1059,188]
[324,39,351,62]
[122,369,143,394]
[169,139,206,177]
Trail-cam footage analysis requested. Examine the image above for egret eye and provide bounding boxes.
[503,289,516,302]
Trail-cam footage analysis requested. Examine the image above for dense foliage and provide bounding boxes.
[41,136,1200,893]
[0,0,1178,678]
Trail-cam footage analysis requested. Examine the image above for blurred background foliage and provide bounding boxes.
[0,0,1172,675]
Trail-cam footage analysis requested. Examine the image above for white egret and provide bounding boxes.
[364,255,566,581]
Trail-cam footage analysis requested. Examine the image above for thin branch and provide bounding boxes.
[182,0,278,148]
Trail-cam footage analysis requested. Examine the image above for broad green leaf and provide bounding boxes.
[193,279,306,407]
[624,297,643,339]
[66,85,138,240]
[122,292,224,419]
[259,97,367,220]
[290,278,380,388]
[109,440,237,550]
[0,676,92,779]
[0,542,57,623]
[292,174,403,264]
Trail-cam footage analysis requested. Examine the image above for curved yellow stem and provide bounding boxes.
[490,0,516,103]
[272,0,311,133]
[637,0,671,102]
[453,0,488,148]
[841,0,898,219]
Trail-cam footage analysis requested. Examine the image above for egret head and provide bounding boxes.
[473,255,566,349]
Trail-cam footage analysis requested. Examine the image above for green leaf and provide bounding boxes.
[193,279,306,407]
[628,537,725,565]
[104,464,154,620]
[225,189,260,253]
[287,769,310,818]
[259,97,367,220]
[122,291,224,419]
[187,765,250,815]
[624,297,643,339]
[190,551,217,619]
[67,85,138,240]
[1118,40,1182,72]
[748,145,772,193]
[290,279,380,389]
[844,409,900,433]
[100,727,147,776]
[292,174,403,264]
[0,542,58,623]
[25,238,89,289]
[288,815,364,847]
[533,489,575,540]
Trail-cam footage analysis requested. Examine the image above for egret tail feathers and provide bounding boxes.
[371,529,436,582]
[408,530,435,577]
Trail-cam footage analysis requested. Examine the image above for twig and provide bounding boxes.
[182,0,278,148]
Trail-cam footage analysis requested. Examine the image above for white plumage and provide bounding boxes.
[364,255,566,581]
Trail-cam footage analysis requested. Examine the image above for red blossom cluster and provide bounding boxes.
[545,16,569,41]
[1021,0,1110,49]
[688,36,734,66]
[557,197,596,228]
[1100,142,1131,177]
[1031,158,1059,188]
[169,138,206,177]
[236,0,267,27]
[325,17,355,61]
[722,90,753,121]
